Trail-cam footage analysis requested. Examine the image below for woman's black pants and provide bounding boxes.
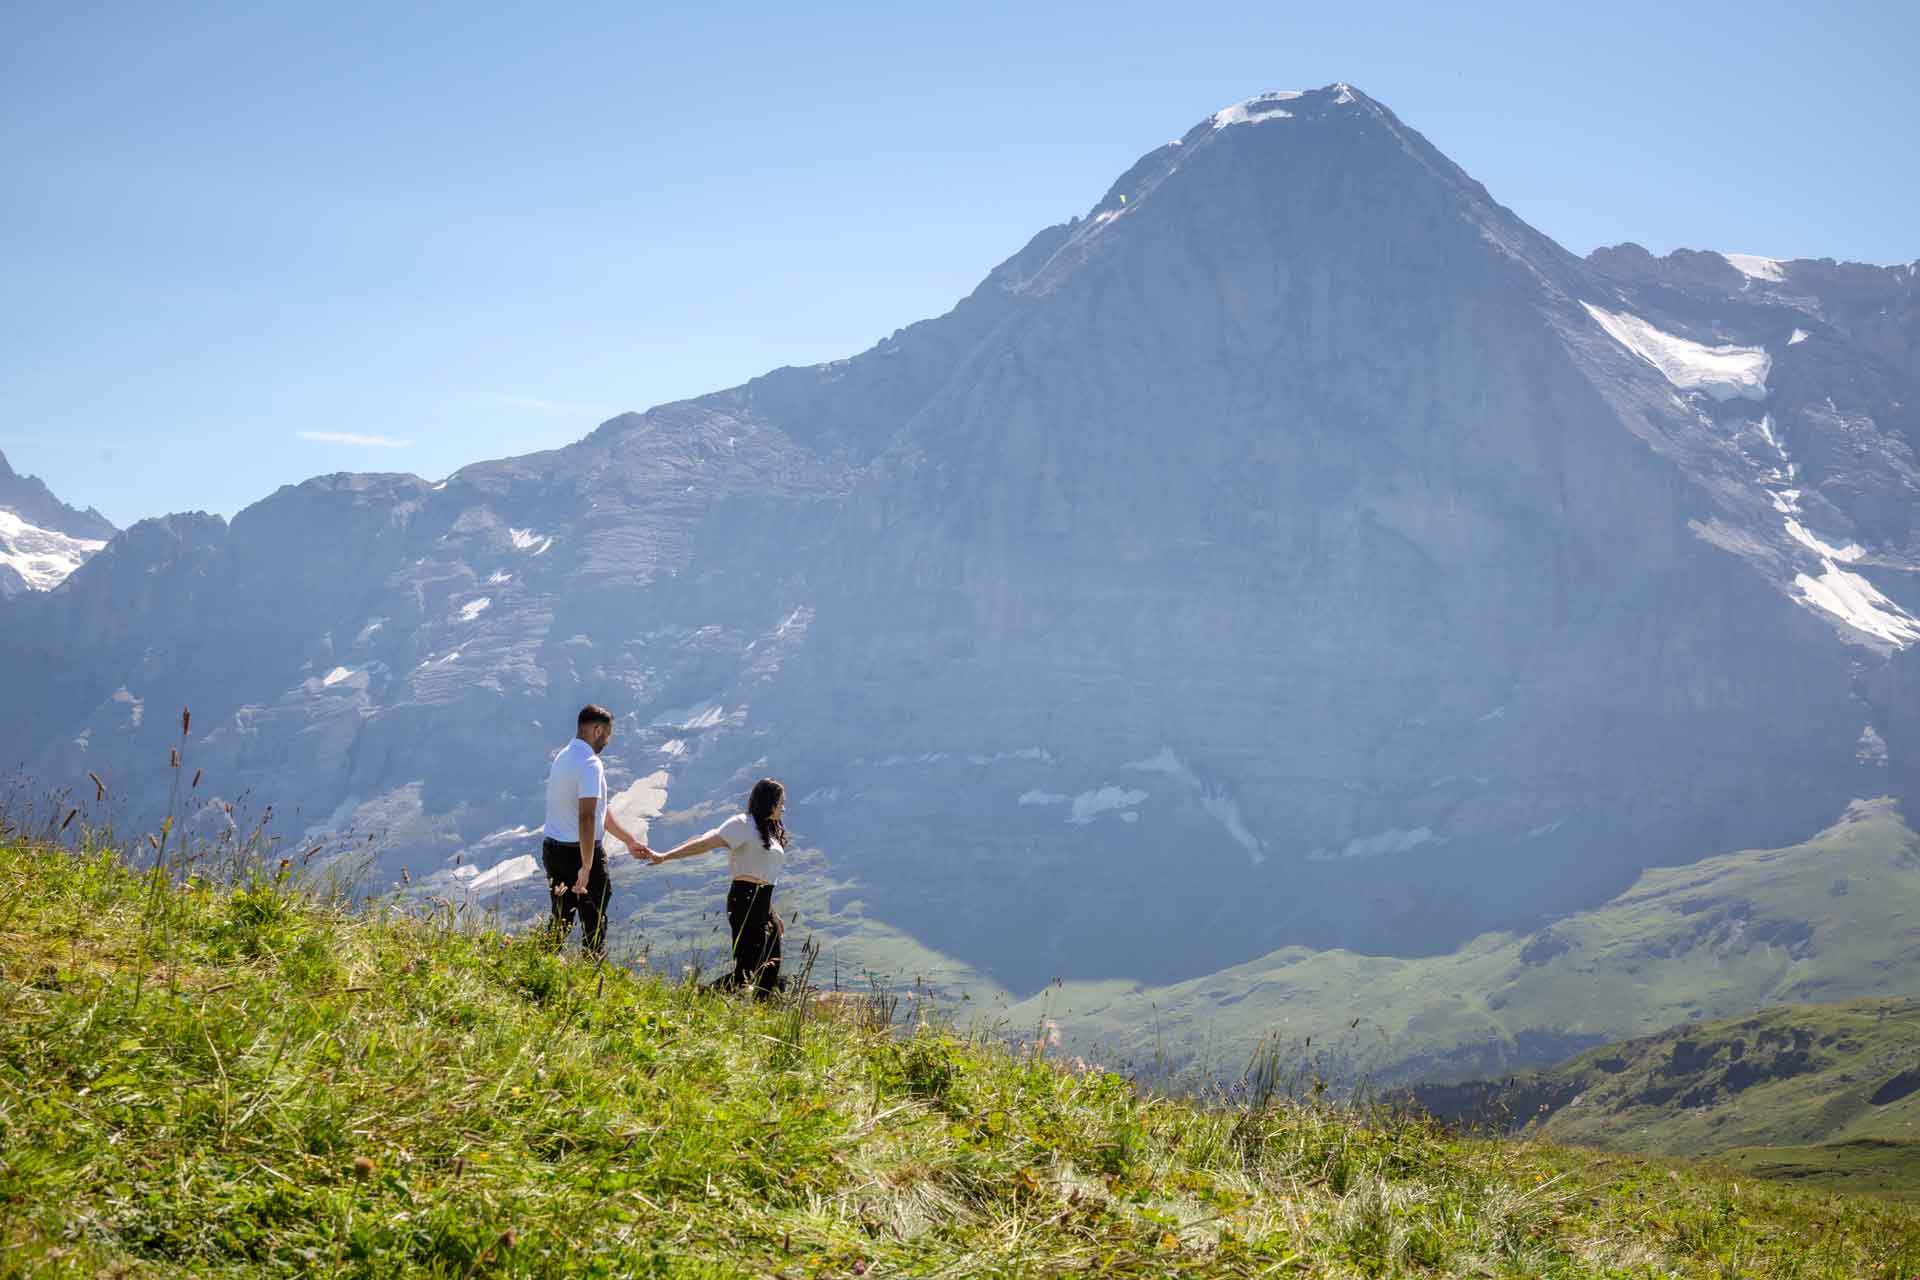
[724,879,782,996]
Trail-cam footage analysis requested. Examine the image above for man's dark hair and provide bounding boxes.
[577,704,614,730]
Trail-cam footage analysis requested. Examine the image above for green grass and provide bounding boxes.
[1713,1141,1920,1204]
[1010,799,1920,1087]
[4,836,1920,1277]
[1409,999,1920,1203]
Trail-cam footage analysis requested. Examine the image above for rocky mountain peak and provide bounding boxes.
[0,448,117,596]
[0,448,116,540]
[1009,80,1571,310]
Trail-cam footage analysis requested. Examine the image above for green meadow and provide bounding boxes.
[4,827,1919,1276]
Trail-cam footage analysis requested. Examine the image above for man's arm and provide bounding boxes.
[574,796,596,893]
[604,810,648,859]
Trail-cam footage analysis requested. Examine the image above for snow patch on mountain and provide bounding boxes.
[1211,91,1302,130]
[1308,826,1439,862]
[1754,414,1790,464]
[458,597,492,621]
[508,528,554,555]
[1722,252,1785,283]
[1125,747,1264,863]
[968,747,1052,766]
[1582,303,1771,401]
[467,854,538,893]
[1018,785,1145,823]
[1794,565,1920,648]
[1716,410,1917,648]
[322,666,354,687]
[1788,328,1810,346]
[1785,520,1865,563]
[651,701,728,731]
[0,509,108,591]
[1857,725,1890,767]
[610,770,670,841]
[1068,787,1148,825]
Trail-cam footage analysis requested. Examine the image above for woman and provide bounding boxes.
[649,777,789,996]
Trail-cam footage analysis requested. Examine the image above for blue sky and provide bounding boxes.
[4,1,1916,528]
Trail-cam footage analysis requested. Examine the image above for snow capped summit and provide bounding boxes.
[0,448,115,596]
[1206,83,1371,130]
[0,509,108,596]
[1210,90,1303,129]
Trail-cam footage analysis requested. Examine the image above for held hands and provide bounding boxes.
[625,837,657,865]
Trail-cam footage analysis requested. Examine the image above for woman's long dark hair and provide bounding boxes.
[748,777,787,850]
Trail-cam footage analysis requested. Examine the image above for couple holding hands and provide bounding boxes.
[541,704,789,996]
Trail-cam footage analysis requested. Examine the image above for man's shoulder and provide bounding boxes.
[551,738,592,764]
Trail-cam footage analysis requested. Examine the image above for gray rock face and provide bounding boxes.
[3,85,1915,998]
[0,449,117,596]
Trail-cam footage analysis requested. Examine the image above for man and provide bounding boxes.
[541,704,650,956]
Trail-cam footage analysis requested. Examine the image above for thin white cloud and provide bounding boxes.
[496,393,616,417]
[296,431,411,448]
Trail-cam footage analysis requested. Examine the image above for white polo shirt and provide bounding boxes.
[543,738,607,846]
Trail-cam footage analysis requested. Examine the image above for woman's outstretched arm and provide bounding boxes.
[648,832,728,865]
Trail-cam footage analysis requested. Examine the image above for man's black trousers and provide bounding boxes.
[541,838,610,956]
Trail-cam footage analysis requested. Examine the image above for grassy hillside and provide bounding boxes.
[4,838,1920,1276]
[1716,1141,1920,1203]
[1410,1000,1920,1202]
[1009,799,1920,1086]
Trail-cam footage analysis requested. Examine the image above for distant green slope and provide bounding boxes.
[1408,1000,1920,1201]
[1011,799,1920,1085]
[7,834,1920,1275]
[1717,1140,1920,1203]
